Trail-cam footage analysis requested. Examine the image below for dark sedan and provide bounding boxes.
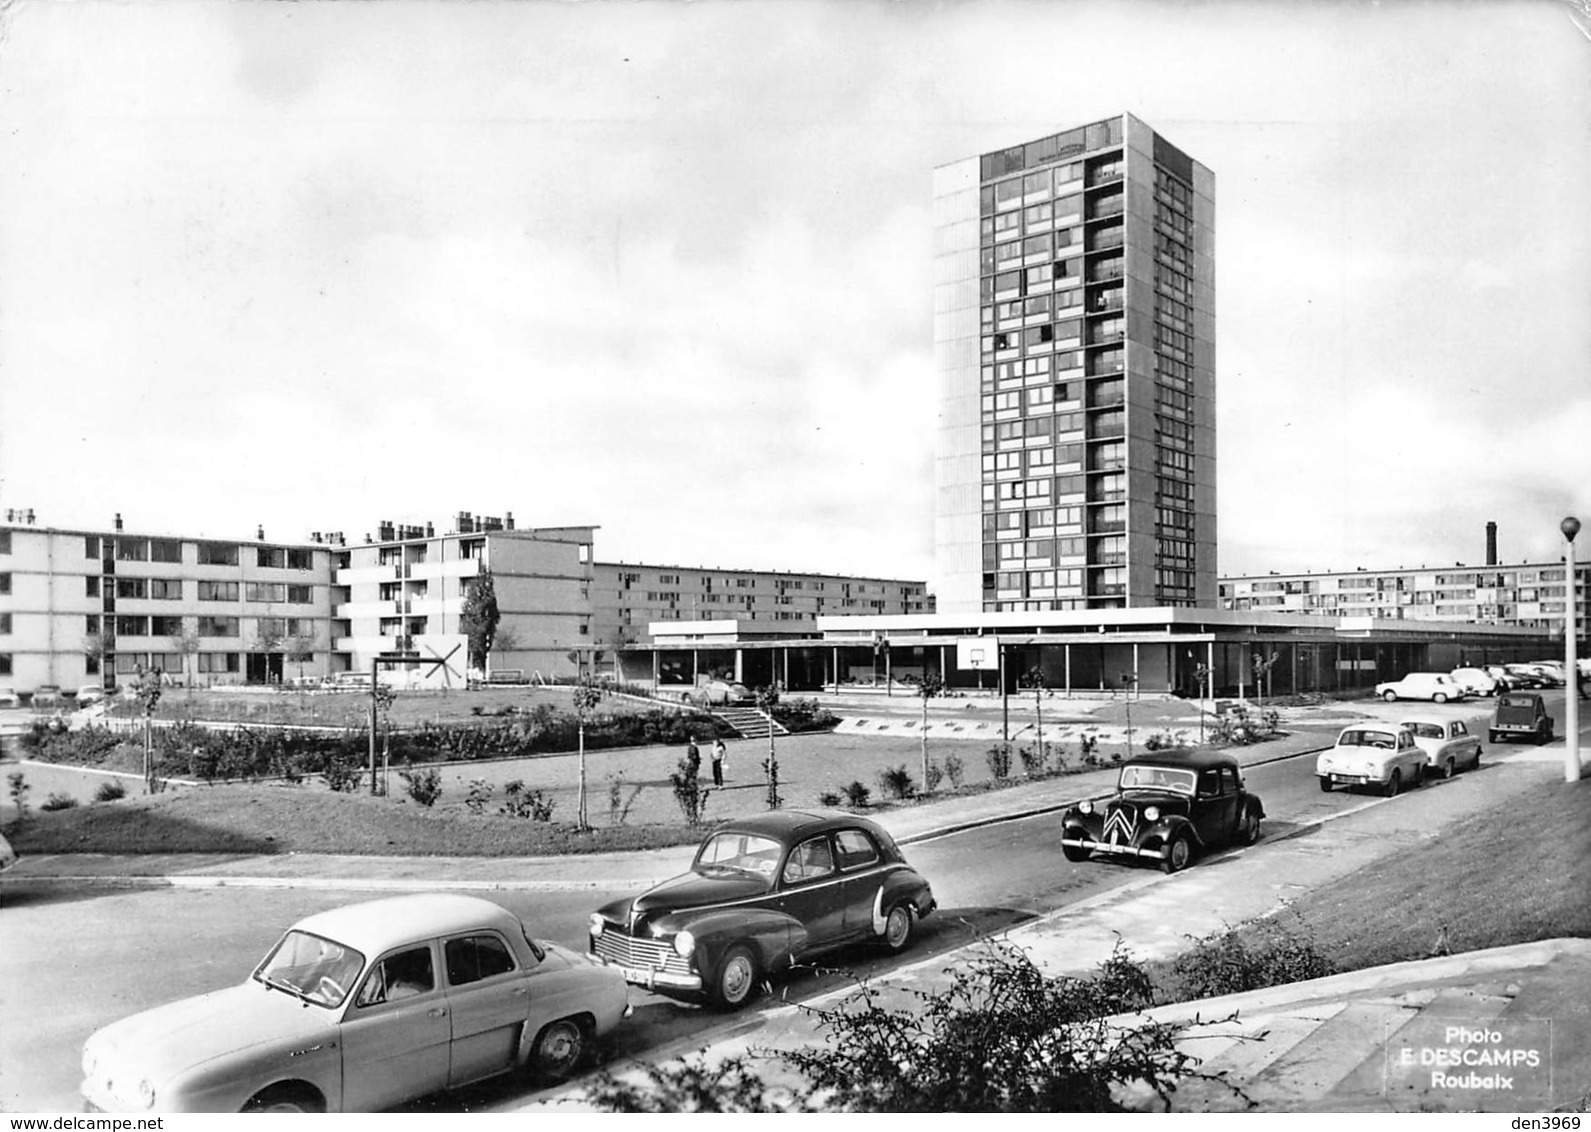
[588,810,936,1010]
[1059,750,1264,873]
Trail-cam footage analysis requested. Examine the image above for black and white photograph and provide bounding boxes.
[1,0,1588,1118]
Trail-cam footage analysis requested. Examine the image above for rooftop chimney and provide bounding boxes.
[114,513,123,532]
[1486,521,1498,566]
[25,508,35,525]
[257,525,265,541]
[505,511,515,531]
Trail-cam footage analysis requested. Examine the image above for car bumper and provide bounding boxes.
[593,957,703,994]
[1060,836,1169,862]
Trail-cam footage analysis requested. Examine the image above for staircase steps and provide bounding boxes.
[714,707,788,740]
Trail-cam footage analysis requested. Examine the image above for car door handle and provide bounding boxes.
[428,1007,448,1018]
[513,987,529,996]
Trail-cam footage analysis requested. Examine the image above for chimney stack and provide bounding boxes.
[1486,521,1498,566]
[506,511,515,531]
[114,513,123,532]
[257,525,265,541]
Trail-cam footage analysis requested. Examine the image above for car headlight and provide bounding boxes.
[1079,799,1093,814]
[1143,806,1160,822]
[672,930,696,958]
[1363,761,1376,775]
[588,913,605,937]
[138,1079,156,1109]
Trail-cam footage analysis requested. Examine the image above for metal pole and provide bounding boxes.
[1563,517,1581,784]
[369,657,379,795]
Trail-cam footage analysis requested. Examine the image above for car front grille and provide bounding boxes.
[592,931,694,976]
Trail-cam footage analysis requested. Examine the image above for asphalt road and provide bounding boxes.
[0,744,1464,1113]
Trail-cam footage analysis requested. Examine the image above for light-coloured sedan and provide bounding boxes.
[81,893,631,1113]
[1398,717,1483,779]
[1317,724,1427,796]
[1373,672,1468,703]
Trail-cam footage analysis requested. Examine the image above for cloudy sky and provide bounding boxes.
[1,0,1587,589]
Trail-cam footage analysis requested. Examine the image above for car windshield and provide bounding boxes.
[254,930,366,1008]
[1402,723,1444,739]
[694,832,782,878]
[1339,729,1398,749]
[1118,765,1196,795]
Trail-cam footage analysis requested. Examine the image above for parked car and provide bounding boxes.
[589,811,936,1010]
[1317,724,1427,796]
[688,680,755,707]
[1398,717,1483,779]
[76,683,111,707]
[1482,665,1518,692]
[1448,667,1500,697]
[1527,661,1567,686]
[80,894,631,1113]
[0,686,19,709]
[1488,692,1554,745]
[1059,750,1264,874]
[1502,664,1548,689]
[30,684,64,709]
[1373,673,1467,704]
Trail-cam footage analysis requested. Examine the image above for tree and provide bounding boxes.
[252,617,286,684]
[286,629,318,681]
[132,665,163,793]
[1251,652,1279,708]
[1020,665,1048,763]
[755,683,782,810]
[916,672,945,792]
[460,566,501,673]
[1121,671,1139,759]
[1193,662,1212,746]
[571,678,605,831]
[168,621,202,700]
[83,629,115,686]
[489,623,522,667]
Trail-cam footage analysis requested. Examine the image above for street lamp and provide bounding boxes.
[1563,516,1581,784]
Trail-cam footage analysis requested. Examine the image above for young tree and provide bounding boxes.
[1121,671,1139,759]
[132,664,163,792]
[1020,665,1048,763]
[755,683,782,810]
[489,623,522,668]
[571,678,605,831]
[168,621,202,700]
[252,617,286,685]
[83,629,115,688]
[286,629,318,681]
[460,566,501,673]
[916,672,945,792]
[1252,651,1279,708]
[1193,662,1212,746]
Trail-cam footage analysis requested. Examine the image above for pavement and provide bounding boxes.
[3,693,1589,1112]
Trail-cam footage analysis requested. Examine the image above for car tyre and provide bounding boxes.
[1382,690,1398,702]
[1442,757,1455,779]
[244,1085,323,1114]
[882,904,914,953]
[1433,693,1448,704]
[1061,830,1093,862]
[1238,805,1261,845]
[1384,769,1402,798]
[712,945,760,1011]
[1488,730,1501,744]
[1162,834,1193,874]
[531,1017,587,1083]
[1317,776,1333,793]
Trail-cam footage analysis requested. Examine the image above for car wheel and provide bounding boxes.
[712,945,760,1011]
[1412,763,1425,787]
[243,1086,323,1114]
[882,904,914,953]
[1443,758,1455,779]
[1238,806,1261,845]
[1061,831,1093,862]
[1434,693,1448,704]
[1382,690,1398,702]
[1162,834,1193,874]
[1384,769,1402,798]
[1488,730,1500,744]
[1472,746,1483,769]
[531,1018,587,1083]
[1317,776,1333,793]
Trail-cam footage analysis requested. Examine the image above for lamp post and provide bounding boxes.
[1563,516,1581,784]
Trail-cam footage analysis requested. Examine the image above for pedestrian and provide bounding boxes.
[712,737,727,787]
[685,734,701,779]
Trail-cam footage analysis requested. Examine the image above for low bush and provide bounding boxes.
[943,753,965,790]
[876,765,916,801]
[500,780,556,822]
[1166,914,1335,1002]
[924,760,944,793]
[93,780,128,803]
[1018,743,1048,778]
[41,792,80,812]
[465,778,494,814]
[400,766,443,807]
[842,780,871,809]
[986,742,1013,781]
[817,789,842,807]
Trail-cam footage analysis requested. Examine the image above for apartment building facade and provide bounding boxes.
[933,112,1216,615]
[591,562,931,649]
[1221,559,1591,644]
[0,514,336,692]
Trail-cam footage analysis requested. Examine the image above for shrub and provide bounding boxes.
[323,751,364,793]
[985,742,1013,781]
[399,766,443,807]
[608,775,642,826]
[842,780,871,809]
[943,753,965,790]
[817,789,842,807]
[464,778,494,814]
[1018,743,1048,778]
[7,771,31,826]
[500,780,556,821]
[876,765,916,801]
[41,791,80,812]
[582,939,1237,1112]
[93,780,128,803]
[1167,914,1335,1002]
[924,760,944,793]
[670,756,711,826]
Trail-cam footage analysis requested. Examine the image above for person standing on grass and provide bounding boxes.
[685,734,701,779]
[712,737,727,786]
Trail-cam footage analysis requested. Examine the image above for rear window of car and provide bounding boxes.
[1498,694,1535,709]
[1403,723,1444,739]
[835,829,881,871]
